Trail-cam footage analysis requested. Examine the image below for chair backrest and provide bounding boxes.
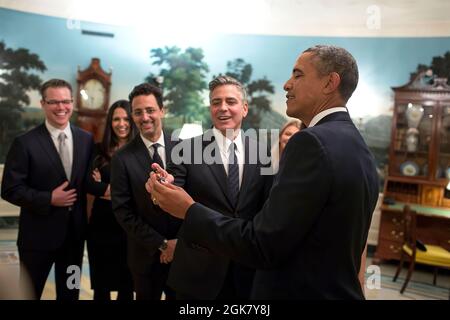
[402,205,418,256]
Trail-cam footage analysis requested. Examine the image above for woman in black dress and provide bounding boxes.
[86,100,136,300]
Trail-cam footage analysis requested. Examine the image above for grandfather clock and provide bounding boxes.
[76,58,111,142]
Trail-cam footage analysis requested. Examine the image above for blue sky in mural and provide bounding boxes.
[2,7,450,120]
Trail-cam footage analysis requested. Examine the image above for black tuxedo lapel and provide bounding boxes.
[163,130,176,163]
[132,131,175,173]
[131,136,152,174]
[236,137,258,209]
[35,124,67,181]
[202,136,233,207]
[70,125,81,182]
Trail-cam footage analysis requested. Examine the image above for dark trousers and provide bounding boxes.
[176,264,237,300]
[93,288,134,301]
[215,266,237,300]
[18,223,84,300]
[175,274,236,300]
[132,261,175,300]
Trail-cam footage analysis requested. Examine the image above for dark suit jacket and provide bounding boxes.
[167,130,273,299]
[181,112,379,299]
[111,133,181,275]
[1,123,94,251]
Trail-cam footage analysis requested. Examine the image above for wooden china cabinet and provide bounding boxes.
[374,71,450,261]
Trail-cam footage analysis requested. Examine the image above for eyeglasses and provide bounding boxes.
[132,108,158,117]
[44,99,73,105]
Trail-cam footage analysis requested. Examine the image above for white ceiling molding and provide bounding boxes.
[1,0,450,37]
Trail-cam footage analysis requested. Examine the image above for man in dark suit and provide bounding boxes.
[1,79,94,300]
[148,45,379,299]
[158,76,273,300]
[111,83,181,300]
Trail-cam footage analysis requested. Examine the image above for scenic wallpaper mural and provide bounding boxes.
[2,7,450,187]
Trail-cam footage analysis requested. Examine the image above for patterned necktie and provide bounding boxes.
[151,143,164,169]
[58,132,71,180]
[227,143,239,207]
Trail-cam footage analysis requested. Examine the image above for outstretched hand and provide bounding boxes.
[92,168,101,182]
[51,181,77,207]
[151,163,174,184]
[146,172,194,219]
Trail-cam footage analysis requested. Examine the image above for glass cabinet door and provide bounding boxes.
[438,104,450,180]
[391,103,434,178]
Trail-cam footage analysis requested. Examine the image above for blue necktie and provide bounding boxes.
[227,143,239,207]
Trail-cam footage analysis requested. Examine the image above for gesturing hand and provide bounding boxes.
[92,168,101,182]
[51,181,77,207]
[149,163,174,185]
[146,172,194,219]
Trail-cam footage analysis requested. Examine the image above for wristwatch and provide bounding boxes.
[158,239,168,251]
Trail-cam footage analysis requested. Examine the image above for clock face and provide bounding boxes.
[80,79,106,110]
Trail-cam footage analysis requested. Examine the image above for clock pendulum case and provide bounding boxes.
[75,58,111,142]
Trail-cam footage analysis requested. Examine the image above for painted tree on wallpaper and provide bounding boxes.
[0,41,46,162]
[416,51,450,84]
[222,58,275,129]
[146,48,277,130]
[146,46,210,125]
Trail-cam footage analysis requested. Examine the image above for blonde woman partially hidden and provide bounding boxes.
[271,119,302,174]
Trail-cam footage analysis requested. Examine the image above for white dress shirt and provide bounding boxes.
[308,107,348,128]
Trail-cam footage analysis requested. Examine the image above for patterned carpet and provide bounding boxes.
[364,260,449,300]
[1,239,449,300]
[366,273,449,300]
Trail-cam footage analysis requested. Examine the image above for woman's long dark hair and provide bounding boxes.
[95,100,136,168]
